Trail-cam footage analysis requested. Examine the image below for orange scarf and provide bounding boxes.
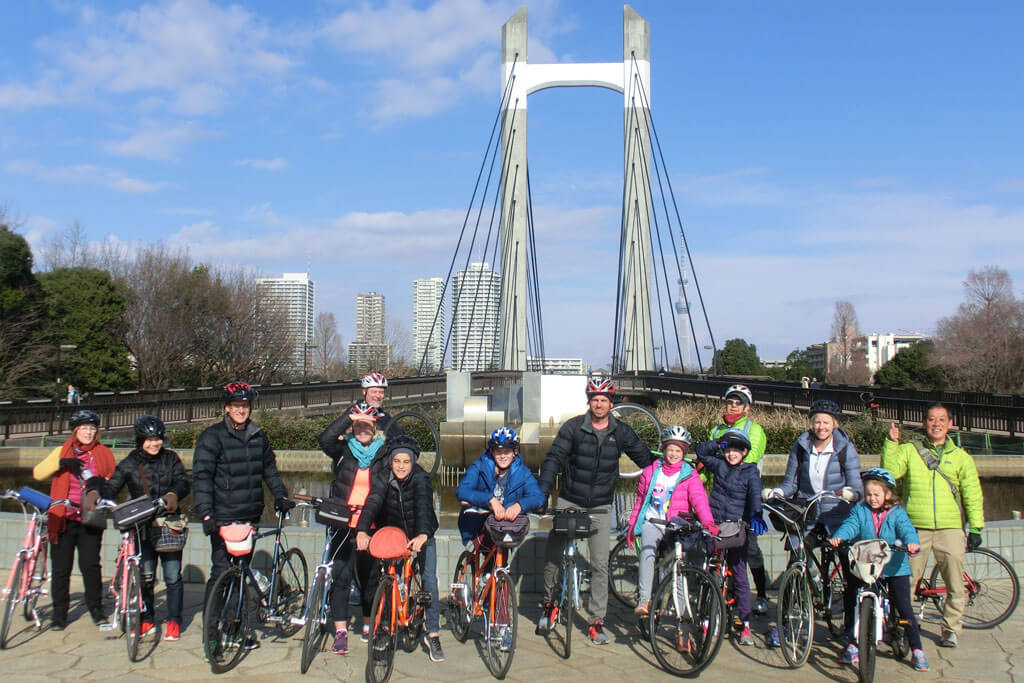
[47,437,115,542]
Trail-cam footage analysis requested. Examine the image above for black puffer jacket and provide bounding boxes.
[101,447,190,502]
[696,441,762,523]
[357,465,438,539]
[317,406,396,458]
[329,437,390,502]
[538,413,653,508]
[193,416,287,523]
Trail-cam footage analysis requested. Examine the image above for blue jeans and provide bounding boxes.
[416,537,440,633]
[140,540,183,622]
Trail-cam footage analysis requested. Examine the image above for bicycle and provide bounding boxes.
[0,488,70,648]
[606,469,644,610]
[365,526,430,683]
[203,505,311,673]
[762,489,850,668]
[645,516,725,677]
[449,509,520,679]
[913,545,1020,629]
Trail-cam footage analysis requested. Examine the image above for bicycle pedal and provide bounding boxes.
[414,591,432,605]
[290,616,306,626]
[99,622,118,632]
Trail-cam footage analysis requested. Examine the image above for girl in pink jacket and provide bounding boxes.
[627,426,716,615]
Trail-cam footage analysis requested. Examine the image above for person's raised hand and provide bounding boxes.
[889,422,901,442]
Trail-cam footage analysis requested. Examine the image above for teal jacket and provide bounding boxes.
[833,503,919,578]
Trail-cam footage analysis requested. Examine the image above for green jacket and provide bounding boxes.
[881,438,984,531]
[702,416,767,487]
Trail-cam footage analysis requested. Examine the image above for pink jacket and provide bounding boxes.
[628,461,715,534]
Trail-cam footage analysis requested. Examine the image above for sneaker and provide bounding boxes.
[912,648,930,672]
[332,629,349,655]
[634,603,649,616]
[243,636,260,651]
[361,622,370,642]
[535,602,556,635]
[90,608,106,625]
[164,620,180,641]
[765,626,780,648]
[939,630,958,648]
[677,632,691,653]
[588,620,609,645]
[739,625,754,646]
[424,634,445,662]
[51,620,66,631]
[840,643,859,665]
[753,597,768,615]
[140,621,156,637]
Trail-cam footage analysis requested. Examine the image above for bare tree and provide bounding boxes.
[40,220,93,270]
[312,312,343,379]
[828,300,865,382]
[0,213,51,397]
[384,318,412,373]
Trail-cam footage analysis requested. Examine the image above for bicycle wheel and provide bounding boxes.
[300,570,328,674]
[274,547,309,637]
[608,536,639,609]
[400,570,425,653]
[858,597,876,683]
[125,563,143,662]
[23,547,43,623]
[450,551,475,642]
[777,565,814,668]
[484,572,517,679]
[822,553,847,638]
[385,411,441,475]
[1,556,23,648]
[928,547,1020,629]
[609,403,661,476]
[367,575,397,683]
[204,567,249,674]
[890,609,910,660]
[649,565,724,677]
[546,562,574,659]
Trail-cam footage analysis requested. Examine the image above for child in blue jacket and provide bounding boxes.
[830,467,928,672]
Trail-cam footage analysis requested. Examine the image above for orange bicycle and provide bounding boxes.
[365,527,429,683]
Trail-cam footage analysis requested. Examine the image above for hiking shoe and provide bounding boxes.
[535,602,556,635]
[361,622,370,642]
[739,625,754,646]
[140,621,156,637]
[90,608,106,625]
[424,634,445,662]
[244,636,260,650]
[939,630,958,648]
[765,626,780,648]
[912,648,929,671]
[332,629,348,655]
[840,643,859,664]
[164,620,180,641]
[753,597,768,615]
[588,620,609,645]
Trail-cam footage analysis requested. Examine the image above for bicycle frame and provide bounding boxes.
[764,491,843,603]
[228,513,293,621]
[103,526,144,632]
[1,493,65,630]
[376,554,422,637]
[296,525,349,627]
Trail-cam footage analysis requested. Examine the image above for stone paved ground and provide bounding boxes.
[1,577,1021,682]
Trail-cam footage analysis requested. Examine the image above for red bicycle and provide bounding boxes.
[913,546,1019,629]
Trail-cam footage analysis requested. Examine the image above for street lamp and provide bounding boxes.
[56,344,77,402]
[703,344,719,375]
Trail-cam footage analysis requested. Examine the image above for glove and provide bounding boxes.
[84,476,105,491]
[275,498,296,513]
[161,492,179,513]
[202,517,217,536]
[750,515,768,537]
[967,531,983,550]
[762,487,782,501]
[626,529,636,550]
[59,457,83,476]
[707,524,720,537]
[840,486,858,503]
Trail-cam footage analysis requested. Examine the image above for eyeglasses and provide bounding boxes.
[725,399,743,406]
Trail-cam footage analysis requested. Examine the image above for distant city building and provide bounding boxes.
[451,262,501,372]
[526,357,587,374]
[413,277,445,373]
[865,332,928,375]
[347,341,390,372]
[255,272,314,376]
[804,342,827,376]
[355,292,386,344]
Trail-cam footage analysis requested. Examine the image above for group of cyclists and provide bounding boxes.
[28,371,985,676]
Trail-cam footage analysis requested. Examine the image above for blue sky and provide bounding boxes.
[2,0,1023,366]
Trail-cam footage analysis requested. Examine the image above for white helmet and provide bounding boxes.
[724,384,753,405]
[361,372,388,389]
[660,425,693,447]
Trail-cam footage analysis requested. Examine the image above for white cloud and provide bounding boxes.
[105,121,213,161]
[4,159,165,194]
[0,79,61,109]
[681,167,784,205]
[233,158,288,171]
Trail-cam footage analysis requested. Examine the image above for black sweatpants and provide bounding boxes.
[51,520,104,624]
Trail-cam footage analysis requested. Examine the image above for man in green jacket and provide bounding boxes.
[882,403,984,648]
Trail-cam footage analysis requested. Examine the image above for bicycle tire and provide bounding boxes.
[204,567,249,674]
[609,403,662,476]
[23,546,42,623]
[125,562,143,662]
[300,570,328,674]
[1,556,23,648]
[484,572,517,679]
[649,565,724,677]
[450,551,475,642]
[858,597,876,683]
[823,552,846,638]
[547,560,574,660]
[367,575,397,683]
[777,565,814,668]
[274,547,309,637]
[928,547,1020,629]
[608,536,639,609]
[400,569,425,653]
[385,411,441,476]
[890,610,910,660]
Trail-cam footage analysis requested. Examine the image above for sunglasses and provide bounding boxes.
[725,399,744,406]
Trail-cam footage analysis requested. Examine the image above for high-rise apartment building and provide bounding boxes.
[349,291,389,372]
[451,262,500,372]
[413,277,445,373]
[255,272,315,376]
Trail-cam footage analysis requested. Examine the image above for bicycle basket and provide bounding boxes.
[17,486,52,511]
[712,521,747,552]
[847,539,891,584]
[112,496,159,530]
[369,526,410,559]
[315,497,351,529]
[552,510,592,537]
[220,523,254,557]
[485,514,530,548]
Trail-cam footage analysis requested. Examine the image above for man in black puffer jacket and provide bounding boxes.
[536,378,653,644]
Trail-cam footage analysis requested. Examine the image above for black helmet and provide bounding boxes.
[717,429,751,452]
[809,399,841,419]
[488,427,520,450]
[69,409,100,429]
[223,381,256,404]
[134,414,165,442]
[385,434,421,465]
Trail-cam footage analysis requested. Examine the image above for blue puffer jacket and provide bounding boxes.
[777,428,864,531]
[695,442,762,523]
[456,451,546,543]
[833,503,920,578]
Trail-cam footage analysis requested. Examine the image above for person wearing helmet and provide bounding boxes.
[357,436,444,663]
[193,381,292,652]
[829,469,927,671]
[626,426,715,618]
[882,404,984,648]
[317,372,398,456]
[537,377,654,644]
[693,429,766,645]
[703,384,770,614]
[323,401,389,653]
[32,409,116,629]
[93,415,189,640]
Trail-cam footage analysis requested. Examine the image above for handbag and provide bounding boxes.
[315,497,351,529]
[552,509,592,537]
[711,520,747,551]
[112,495,159,530]
[137,463,189,552]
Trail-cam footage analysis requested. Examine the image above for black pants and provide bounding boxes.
[50,520,104,624]
[329,531,379,622]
